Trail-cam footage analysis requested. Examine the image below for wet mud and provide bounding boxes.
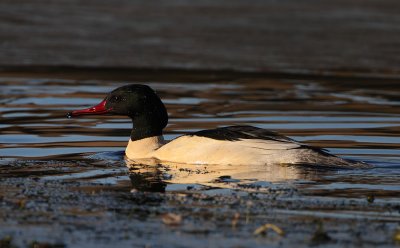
[1,174,400,248]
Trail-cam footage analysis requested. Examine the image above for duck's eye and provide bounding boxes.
[110,95,121,102]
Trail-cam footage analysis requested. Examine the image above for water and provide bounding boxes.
[1,75,400,197]
[1,73,400,247]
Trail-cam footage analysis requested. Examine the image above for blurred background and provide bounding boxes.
[0,0,399,76]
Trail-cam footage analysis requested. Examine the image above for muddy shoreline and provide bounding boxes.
[1,172,400,248]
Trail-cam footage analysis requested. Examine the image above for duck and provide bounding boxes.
[67,84,369,168]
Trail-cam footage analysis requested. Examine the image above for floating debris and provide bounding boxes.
[0,236,16,248]
[393,228,400,244]
[162,213,182,226]
[18,199,26,209]
[29,241,65,248]
[310,222,332,245]
[231,213,240,229]
[253,223,285,236]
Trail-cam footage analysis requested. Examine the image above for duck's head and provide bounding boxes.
[67,84,168,140]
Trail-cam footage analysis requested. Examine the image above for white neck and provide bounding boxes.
[125,135,165,159]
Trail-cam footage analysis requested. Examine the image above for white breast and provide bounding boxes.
[125,136,165,159]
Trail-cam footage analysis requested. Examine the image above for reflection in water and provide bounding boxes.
[126,158,334,192]
[128,163,167,192]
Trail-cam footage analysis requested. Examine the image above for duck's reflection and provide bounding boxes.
[126,158,334,192]
[128,168,167,192]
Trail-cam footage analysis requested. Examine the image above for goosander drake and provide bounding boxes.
[68,84,368,168]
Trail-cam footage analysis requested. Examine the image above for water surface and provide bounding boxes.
[1,75,399,199]
[1,73,400,247]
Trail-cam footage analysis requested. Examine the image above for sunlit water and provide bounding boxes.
[0,76,399,200]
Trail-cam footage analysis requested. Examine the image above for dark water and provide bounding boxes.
[1,73,400,247]
[1,75,399,199]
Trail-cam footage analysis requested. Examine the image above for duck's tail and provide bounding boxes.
[296,147,372,169]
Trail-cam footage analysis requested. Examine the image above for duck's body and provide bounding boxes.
[125,125,365,167]
[68,84,368,168]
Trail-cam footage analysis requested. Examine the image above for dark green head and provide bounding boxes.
[68,84,168,140]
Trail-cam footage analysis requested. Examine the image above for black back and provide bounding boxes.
[191,125,295,143]
[191,125,333,156]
